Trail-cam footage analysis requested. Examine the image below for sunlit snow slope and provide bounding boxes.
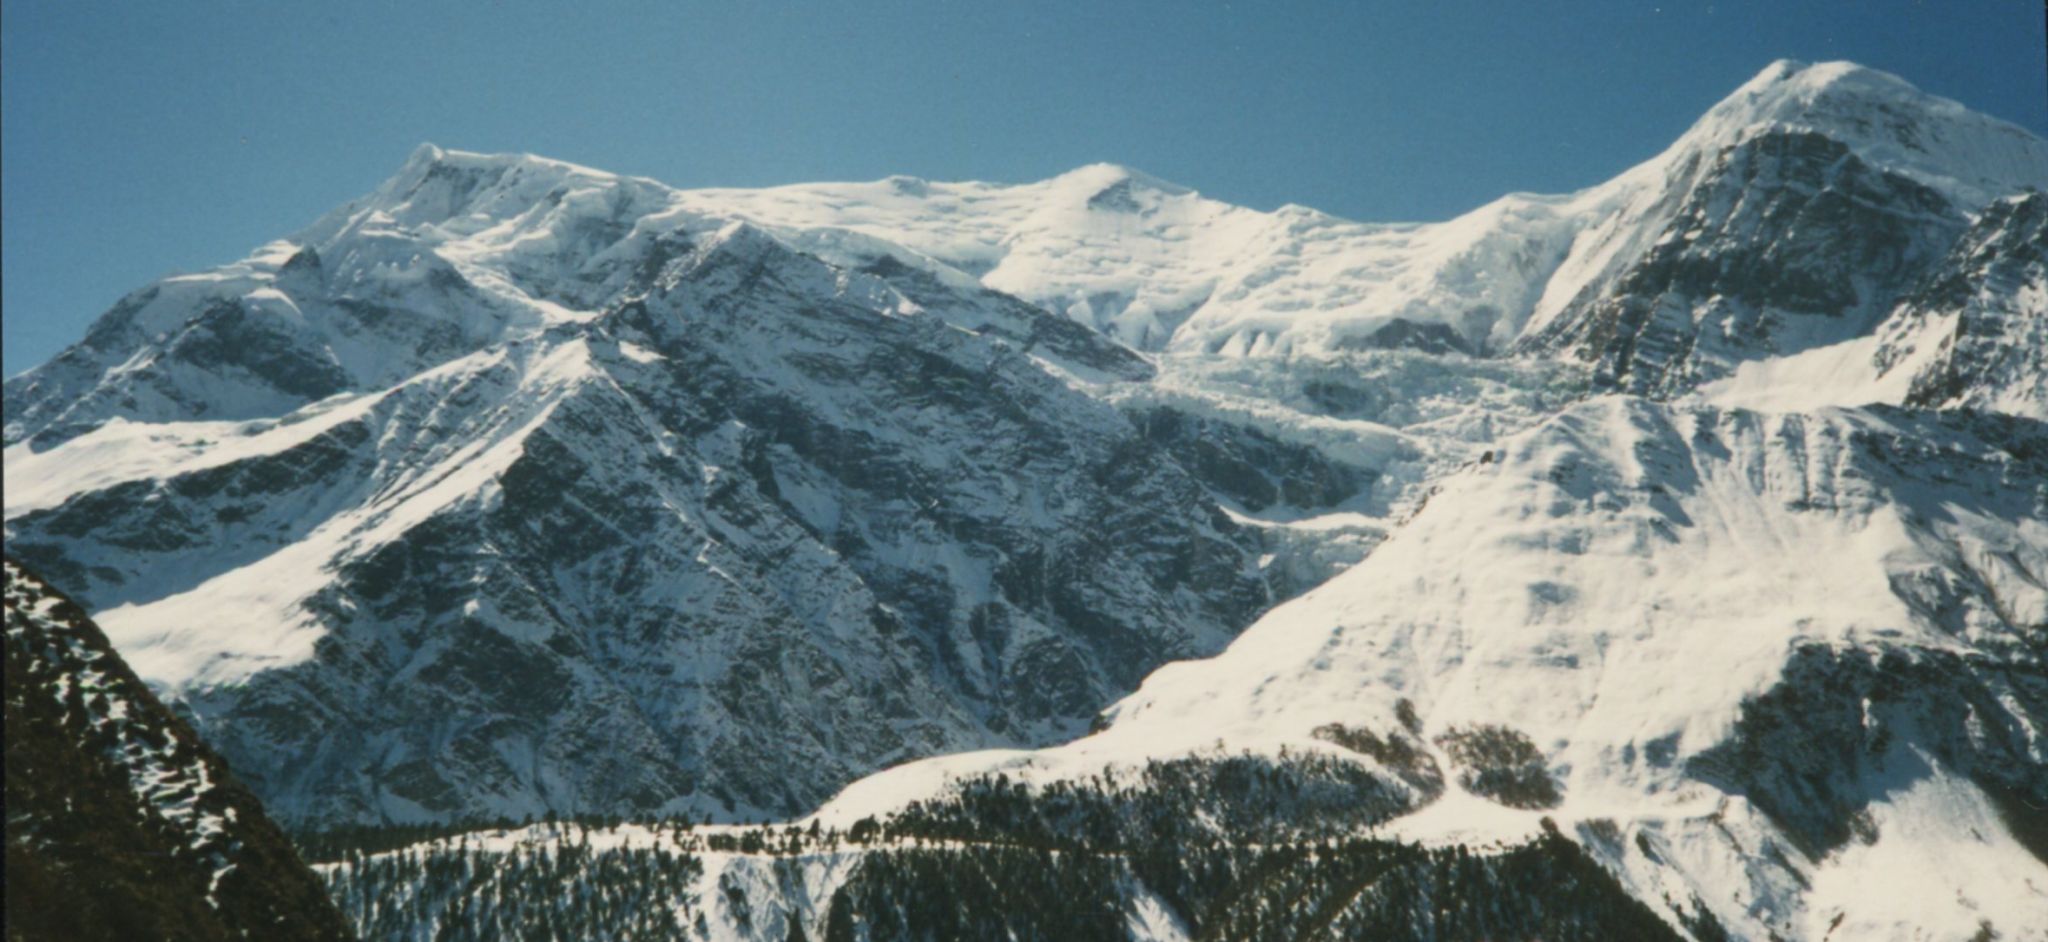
[813,397,2048,941]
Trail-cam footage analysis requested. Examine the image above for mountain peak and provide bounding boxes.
[293,144,676,248]
[1742,58,1912,96]
[404,140,447,166]
[1709,59,1948,135]
[1674,59,2048,206]
[1045,162,1195,208]
[372,143,631,208]
[395,143,625,182]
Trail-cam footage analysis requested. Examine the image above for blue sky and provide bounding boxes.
[4,0,2044,377]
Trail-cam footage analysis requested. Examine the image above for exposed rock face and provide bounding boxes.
[1522,128,1967,394]
[1126,406,1377,514]
[1874,190,2048,416]
[5,221,1266,827]
[1688,642,2048,862]
[4,558,352,942]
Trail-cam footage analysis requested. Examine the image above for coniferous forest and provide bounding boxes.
[319,766,1687,941]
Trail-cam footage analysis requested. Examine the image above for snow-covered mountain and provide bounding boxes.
[4,215,1270,827]
[1517,61,2047,392]
[4,557,351,940]
[3,57,2045,941]
[671,60,2048,381]
[19,61,2029,448]
[809,396,2047,940]
[317,403,2048,940]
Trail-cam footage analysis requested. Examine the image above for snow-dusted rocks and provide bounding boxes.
[1695,188,2048,419]
[4,558,351,940]
[1876,190,2048,417]
[4,213,1267,828]
[1518,60,2048,396]
[1519,127,1967,394]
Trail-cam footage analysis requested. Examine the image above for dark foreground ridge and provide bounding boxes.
[4,557,352,942]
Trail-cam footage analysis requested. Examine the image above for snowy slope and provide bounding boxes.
[673,163,1594,356]
[1698,189,2048,419]
[807,397,2048,940]
[313,395,2048,941]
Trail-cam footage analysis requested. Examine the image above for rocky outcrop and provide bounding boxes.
[1874,190,2048,417]
[1520,128,1966,394]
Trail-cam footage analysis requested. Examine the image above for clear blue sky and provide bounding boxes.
[5,0,2043,377]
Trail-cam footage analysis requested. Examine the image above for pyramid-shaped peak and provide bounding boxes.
[1672,59,2048,208]
[1708,59,1955,132]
